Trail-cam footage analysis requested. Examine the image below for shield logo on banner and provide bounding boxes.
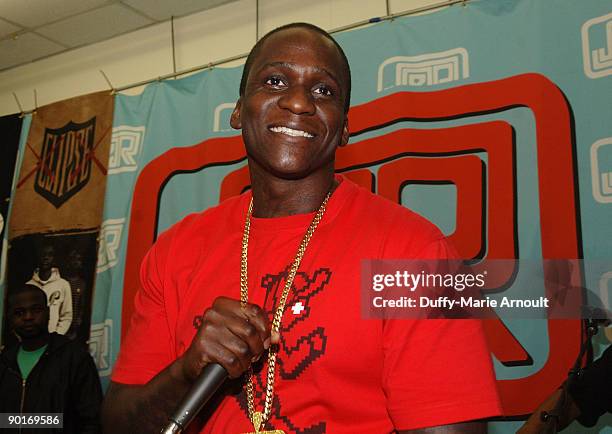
[34,118,96,208]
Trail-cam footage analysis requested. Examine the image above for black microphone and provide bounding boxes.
[161,363,228,434]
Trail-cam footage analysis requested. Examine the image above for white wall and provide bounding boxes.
[0,0,442,116]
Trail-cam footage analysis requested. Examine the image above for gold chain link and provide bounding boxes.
[240,192,331,431]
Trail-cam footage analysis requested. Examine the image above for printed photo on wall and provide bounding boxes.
[3,231,98,346]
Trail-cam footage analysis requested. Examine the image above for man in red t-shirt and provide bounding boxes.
[102,23,501,434]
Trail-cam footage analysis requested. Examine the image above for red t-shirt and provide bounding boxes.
[112,176,501,433]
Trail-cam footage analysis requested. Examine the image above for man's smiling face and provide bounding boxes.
[231,27,349,181]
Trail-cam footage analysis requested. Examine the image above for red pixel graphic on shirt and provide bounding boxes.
[234,267,331,433]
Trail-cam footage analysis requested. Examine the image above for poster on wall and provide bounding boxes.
[3,231,98,345]
[9,91,113,237]
[3,91,113,346]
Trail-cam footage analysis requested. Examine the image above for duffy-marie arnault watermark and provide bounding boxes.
[361,259,610,320]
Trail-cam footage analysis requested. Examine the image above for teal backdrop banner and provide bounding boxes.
[86,0,611,431]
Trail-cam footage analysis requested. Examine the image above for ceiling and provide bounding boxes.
[0,0,239,72]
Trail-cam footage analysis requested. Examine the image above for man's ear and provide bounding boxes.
[339,116,349,147]
[230,99,242,130]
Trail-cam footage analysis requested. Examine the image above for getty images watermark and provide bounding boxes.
[361,259,611,320]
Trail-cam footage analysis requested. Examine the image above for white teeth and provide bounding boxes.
[269,126,314,138]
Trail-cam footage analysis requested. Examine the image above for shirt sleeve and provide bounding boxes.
[383,236,502,429]
[111,227,178,385]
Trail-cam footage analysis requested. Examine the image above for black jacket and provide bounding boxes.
[570,344,612,427]
[0,333,102,434]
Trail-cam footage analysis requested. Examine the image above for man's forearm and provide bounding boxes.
[398,421,487,433]
[102,358,192,434]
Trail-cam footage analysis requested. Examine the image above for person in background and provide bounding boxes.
[28,242,73,335]
[64,247,88,341]
[0,284,103,434]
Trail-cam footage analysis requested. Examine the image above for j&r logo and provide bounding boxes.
[582,12,612,79]
[97,218,125,273]
[124,73,581,418]
[591,137,612,203]
[109,126,145,175]
[377,48,469,92]
[89,319,113,376]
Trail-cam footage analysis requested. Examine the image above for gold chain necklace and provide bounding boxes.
[240,192,331,434]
